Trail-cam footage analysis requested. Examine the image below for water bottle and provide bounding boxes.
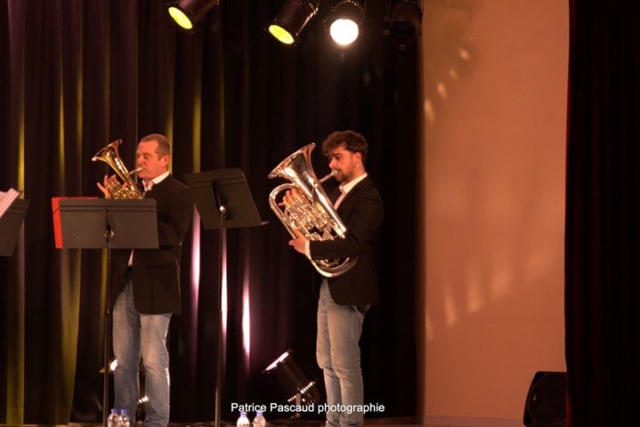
[236,411,251,427]
[253,410,267,427]
[107,409,120,427]
[119,409,131,427]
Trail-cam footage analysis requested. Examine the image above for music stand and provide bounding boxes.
[51,198,158,427]
[0,199,30,256]
[184,169,265,427]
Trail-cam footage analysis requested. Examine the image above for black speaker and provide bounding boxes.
[523,371,567,427]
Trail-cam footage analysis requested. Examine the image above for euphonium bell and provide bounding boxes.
[92,139,144,199]
[269,143,357,278]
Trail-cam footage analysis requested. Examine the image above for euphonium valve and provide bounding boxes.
[269,143,357,278]
[92,139,144,199]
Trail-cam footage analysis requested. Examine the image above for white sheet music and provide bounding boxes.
[0,188,21,218]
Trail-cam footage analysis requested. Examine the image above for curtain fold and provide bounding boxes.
[1,1,25,423]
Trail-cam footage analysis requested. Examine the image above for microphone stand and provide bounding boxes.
[102,213,115,427]
[214,204,227,427]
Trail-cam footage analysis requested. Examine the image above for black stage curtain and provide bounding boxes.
[0,0,418,424]
[566,1,640,426]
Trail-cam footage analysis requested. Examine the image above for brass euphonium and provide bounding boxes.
[92,139,144,199]
[269,143,358,278]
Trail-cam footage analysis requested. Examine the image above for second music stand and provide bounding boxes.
[184,168,265,427]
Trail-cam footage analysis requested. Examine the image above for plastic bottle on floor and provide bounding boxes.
[253,410,267,427]
[107,409,120,427]
[237,411,251,427]
[119,409,131,427]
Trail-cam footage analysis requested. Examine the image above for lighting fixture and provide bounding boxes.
[267,0,321,45]
[327,0,366,46]
[263,350,321,405]
[167,0,219,30]
[388,0,423,45]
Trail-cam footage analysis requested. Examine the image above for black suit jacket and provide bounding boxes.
[309,176,384,306]
[111,174,193,314]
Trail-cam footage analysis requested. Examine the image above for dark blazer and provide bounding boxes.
[309,176,384,306]
[111,174,193,314]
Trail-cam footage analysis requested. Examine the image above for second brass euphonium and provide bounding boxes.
[92,139,144,199]
[269,143,357,278]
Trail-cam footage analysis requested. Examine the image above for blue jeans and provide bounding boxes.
[112,279,172,427]
[316,282,367,427]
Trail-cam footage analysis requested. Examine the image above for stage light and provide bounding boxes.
[389,0,423,45]
[136,395,149,421]
[267,0,321,45]
[167,0,219,30]
[263,350,320,405]
[327,0,365,46]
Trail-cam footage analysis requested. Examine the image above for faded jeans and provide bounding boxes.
[113,278,172,427]
[316,281,367,427]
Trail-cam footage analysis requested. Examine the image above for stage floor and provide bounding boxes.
[112,418,418,427]
[1,416,525,427]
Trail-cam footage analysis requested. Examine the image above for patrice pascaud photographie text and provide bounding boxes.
[230,402,386,415]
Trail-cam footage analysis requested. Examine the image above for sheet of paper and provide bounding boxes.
[0,188,21,218]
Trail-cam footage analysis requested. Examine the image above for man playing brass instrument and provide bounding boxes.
[97,134,193,427]
[287,130,384,427]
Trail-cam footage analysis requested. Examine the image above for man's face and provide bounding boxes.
[136,140,169,181]
[327,144,361,184]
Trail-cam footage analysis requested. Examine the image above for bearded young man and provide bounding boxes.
[288,130,385,427]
